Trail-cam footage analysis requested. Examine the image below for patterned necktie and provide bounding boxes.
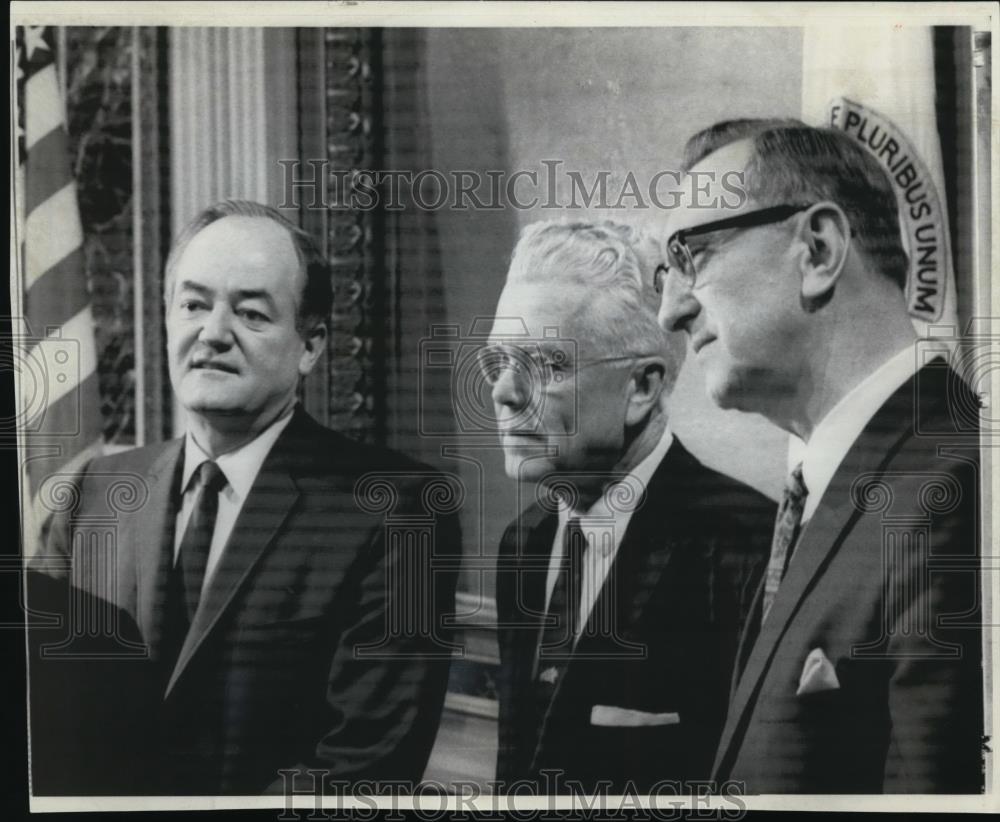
[761,463,808,624]
[536,518,587,688]
[177,460,228,621]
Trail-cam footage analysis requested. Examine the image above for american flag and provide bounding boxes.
[14,26,103,538]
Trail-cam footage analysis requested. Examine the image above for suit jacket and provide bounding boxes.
[713,362,984,793]
[495,438,774,793]
[36,407,460,795]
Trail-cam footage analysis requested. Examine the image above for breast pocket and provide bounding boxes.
[590,705,681,727]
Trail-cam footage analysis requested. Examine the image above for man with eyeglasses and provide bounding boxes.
[657,120,982,793]
[489,220,774,794]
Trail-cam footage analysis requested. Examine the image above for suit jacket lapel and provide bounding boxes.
[516,509,558,682]
[622,441,703,628]
[532,441,690,768]
[713,374,920,776]
[730,577,765,698]
[574,442,687,655]
[133,439,184,656]
[164,416,303,697]
[508,508,556,772]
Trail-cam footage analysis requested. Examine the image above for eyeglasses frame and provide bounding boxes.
[654,203,817,293]
[477,343,660,390]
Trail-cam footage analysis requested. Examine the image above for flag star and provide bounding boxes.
[24,26,50,61]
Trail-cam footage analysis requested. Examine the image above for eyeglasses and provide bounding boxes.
[477,343,653,389]
[654,203,814,293]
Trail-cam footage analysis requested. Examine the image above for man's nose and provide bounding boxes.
[490,365,529,410]
[657,272,701,333]
[199,304,235,346]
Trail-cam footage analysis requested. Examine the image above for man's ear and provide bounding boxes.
[625,357,666,427]
[298,320,327,376]
[795,202,851,312]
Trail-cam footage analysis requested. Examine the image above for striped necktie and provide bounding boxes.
[177,460,228,620]
[161,460,227,681]
[761,463,808,624]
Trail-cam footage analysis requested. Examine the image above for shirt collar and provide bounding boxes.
[788,345,918,522]
[559,423,675,526]
[181,410,296,501]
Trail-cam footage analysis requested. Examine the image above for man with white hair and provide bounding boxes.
[488,220,774,793]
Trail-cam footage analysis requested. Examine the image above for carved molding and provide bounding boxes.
[321,28,384,442]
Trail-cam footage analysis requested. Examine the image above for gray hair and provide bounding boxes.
[682,119,909,291]
[506,219,684,392]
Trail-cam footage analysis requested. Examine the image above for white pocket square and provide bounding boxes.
[590,705,680,727]
[796,647,840,696]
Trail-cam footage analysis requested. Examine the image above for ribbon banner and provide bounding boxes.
[828,97,952,324]
[802,26,959,335]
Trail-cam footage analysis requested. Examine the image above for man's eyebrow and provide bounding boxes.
[174,282,277,306]
[176,280,212,296]
[233,288,276,305]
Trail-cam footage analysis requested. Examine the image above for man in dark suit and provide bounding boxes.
[657,120,983,793]
[34,200,459,795]
[487,220,774,794]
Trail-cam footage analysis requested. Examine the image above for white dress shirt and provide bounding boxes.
[788,345,920,524]
[544,424,675,637]
[173,411,295,594]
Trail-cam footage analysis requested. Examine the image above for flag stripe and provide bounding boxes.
[24,126,77,215]
[22,305,100,413]
[24,248,91,336]
[18,25,105,528]
[25,64,63,150]
[24,184,84,290]
[24,372,104,496]
[15,164,26,258]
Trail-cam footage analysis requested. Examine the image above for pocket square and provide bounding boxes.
[796,647,840,696]
[590,705,680,727]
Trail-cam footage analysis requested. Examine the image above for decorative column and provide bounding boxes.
[298,28,385,441]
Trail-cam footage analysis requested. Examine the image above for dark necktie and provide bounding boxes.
[535,518,587,693]
[761,463,808,624]
[177,460,227,621]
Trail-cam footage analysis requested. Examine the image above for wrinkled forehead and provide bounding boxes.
[665,138,758,238]
[169,216,305,303]
[180,216,298,269]
[489,280,591,344]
